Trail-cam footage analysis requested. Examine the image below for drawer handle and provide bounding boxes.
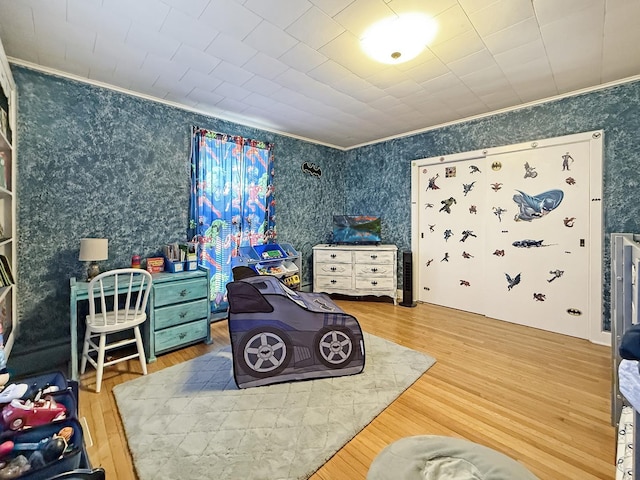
[370,255,377,259]
[179,289,188,297]
[331,254,336,258]
[179,312,187,318]
[372,268,378,273]
[331,279,337,284]
[371,281,378,286]
[178,332,187,339]
[330,267,337,271]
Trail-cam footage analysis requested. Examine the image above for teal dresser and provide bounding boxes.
[144,268,212,362]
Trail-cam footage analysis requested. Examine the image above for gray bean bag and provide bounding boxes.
[367,435,539,480]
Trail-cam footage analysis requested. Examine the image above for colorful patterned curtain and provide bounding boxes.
[189,127,276,312]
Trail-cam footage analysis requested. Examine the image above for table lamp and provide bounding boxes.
[79,238,108,281]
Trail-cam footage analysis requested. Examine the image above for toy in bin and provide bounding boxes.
[2,397,66,431]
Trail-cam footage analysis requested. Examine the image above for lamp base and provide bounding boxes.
[86,262,101,282]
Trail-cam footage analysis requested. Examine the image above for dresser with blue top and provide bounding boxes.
[144,268,212,362]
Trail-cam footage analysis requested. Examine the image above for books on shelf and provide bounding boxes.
[0,254,14,287]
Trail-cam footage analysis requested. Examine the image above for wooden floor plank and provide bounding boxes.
[78,300,615,479]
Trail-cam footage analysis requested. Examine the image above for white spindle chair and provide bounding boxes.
[80,268,153,393]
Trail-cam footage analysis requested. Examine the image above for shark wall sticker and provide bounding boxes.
[513,189,564,222]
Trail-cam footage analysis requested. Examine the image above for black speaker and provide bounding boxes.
[400,250,416,307]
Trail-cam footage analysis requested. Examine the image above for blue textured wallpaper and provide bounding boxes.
[344,79,640,330]
[12,65,639,353]
[13,66,344,350]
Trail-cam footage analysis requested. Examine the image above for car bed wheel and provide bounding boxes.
[316,328,355,368]
[9,417,23,430]
[239,327,291,378]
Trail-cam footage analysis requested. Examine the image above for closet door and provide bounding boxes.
[416,153,486,315]
[483,140,592,338]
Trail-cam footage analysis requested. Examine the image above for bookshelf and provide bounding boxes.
[0,36,17,359]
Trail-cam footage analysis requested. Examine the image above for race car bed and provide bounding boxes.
[226,274,365,388]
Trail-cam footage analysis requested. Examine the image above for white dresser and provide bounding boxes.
[313,244,397,304]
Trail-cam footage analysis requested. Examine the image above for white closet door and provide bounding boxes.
[416,154,487,315]
[483,140,592,338]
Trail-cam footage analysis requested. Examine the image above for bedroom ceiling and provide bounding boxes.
[0,0,638,149]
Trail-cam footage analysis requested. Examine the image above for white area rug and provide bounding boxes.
[113,332,435,480]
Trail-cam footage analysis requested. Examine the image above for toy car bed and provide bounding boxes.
[226,274,365,388]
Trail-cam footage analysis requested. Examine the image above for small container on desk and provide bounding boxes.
[146,257,164,273]
[164,257,184,273]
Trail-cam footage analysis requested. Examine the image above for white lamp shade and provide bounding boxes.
[79,238,108,261]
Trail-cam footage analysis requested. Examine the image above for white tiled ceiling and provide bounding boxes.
[0,0,639,149]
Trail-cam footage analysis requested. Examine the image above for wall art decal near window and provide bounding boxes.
[492,206,507,222]
[491,182,503,192]
[460,230,477,242]
[561,152,574,171]
[427,174,440,190]
[462,181,476,196]
[523,161,538,178]
[469,205,477,214]
[547,269,564,282]
[445,166,456,177]
[439,197,457,213]
[460,280,470,286]
[469,165,481,174]
[565,177,576,185]
[443,229,453,241]
[563,216,576,227]
[512,239,548,248]
[533,293,546,301]
[493,249,505,257]
[513,189,564,222]
[505,272,521,291]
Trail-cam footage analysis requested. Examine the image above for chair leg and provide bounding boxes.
[134,326,147,375]
[80,327,91,375]
[95,333,107,393]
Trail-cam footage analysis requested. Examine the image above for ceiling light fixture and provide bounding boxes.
[360,13,438,65]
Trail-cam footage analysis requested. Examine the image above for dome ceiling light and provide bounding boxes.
[360,13,438,65]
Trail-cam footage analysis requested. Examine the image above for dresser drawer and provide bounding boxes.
[354,263,394,277]
[355,277,396,290]
[154,318,209,354]
[315,263,351,276]
[154,279,208,307]
[153,298,209,330]
[315,275,353,290]
[314,249,352,264]
[354,251,395,264]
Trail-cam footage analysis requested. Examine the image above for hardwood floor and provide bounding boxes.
[79,300,615,479]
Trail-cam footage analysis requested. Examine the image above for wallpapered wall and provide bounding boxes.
[13,66,344,352]
[12,65,640,354]
[344,78,640,330]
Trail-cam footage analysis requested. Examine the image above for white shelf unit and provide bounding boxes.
[0,36,17,358]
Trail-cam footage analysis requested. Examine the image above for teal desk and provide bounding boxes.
[69,269,212,381]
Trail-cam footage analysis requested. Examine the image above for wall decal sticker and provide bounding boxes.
[424,202,434,208]
[469,165,481,174]
[427,174,440,190]
[505,272,521,291]
[563,216,576,227]
[425,259,434,267]
[443,229,453,241]
[547,269,564,282]
[512,239,548,248]
[301,162,322,177]
[513,189,564,221]
[492,206,507,222]
[533,293,546,301]
[439,197,457,213]
[460,230,477,242]
[460,280,471,286]
[491,161,502,171]
[565,177,576,185]
[561,152,574,171]
[493,249,505,257]
[429,224,435,232]
[441,252,450,262]
[469,205,477,214]
[567,308,582,316]
[491,182,503,192]
[523,161,538,178]
[462,251,474,259]
[445,166,456,178]
[462,181,476,196]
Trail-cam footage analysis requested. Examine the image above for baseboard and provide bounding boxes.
[7,339,71,378]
